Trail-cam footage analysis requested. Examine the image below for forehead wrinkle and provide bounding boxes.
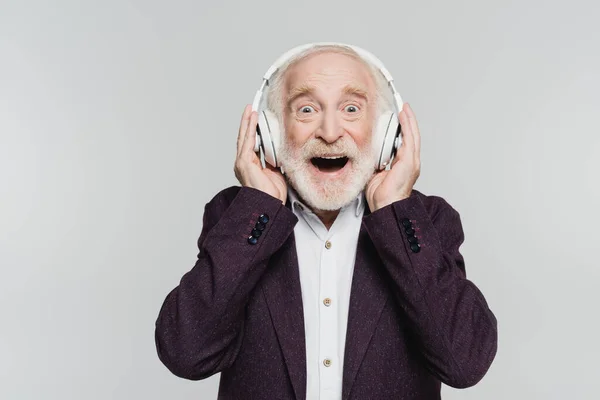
[283,59,376,109]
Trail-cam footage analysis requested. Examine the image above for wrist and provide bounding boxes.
[373,191,412,211]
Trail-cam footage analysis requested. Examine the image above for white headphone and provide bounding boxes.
[251,42,404,171]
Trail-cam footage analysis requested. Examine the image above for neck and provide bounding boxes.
[313,208,340,230]
[289,188,342,230]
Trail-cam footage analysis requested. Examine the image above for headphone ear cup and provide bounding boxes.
[253,126,262,153]
[373,111,400,170]
[257,110,280,167]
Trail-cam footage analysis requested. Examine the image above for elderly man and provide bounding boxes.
[155,43,497,400]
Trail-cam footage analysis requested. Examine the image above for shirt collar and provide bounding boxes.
[287,187,365,218]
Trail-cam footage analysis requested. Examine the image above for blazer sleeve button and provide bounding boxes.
[410,243,421,253]
[248,236,258,245]
[259,214,269,224]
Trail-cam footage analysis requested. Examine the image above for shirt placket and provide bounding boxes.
[319,231,338,398]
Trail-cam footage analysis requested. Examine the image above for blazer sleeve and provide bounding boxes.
[362,192,498,389]
[154,186,298,380]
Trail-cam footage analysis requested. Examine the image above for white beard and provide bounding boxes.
[278,136,376,211]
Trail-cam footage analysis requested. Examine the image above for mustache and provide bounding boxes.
[299,137,360,159]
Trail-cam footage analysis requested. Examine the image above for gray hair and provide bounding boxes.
[262,44,395,135]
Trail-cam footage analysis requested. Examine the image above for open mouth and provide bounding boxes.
[310,156,349,173]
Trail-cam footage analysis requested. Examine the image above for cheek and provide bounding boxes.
[284,118,315,148]
[344,119,373,149]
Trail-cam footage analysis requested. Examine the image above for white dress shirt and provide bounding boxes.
[288,188,365,400]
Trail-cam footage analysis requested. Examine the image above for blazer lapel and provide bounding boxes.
[342,221,390,400]
[261,232,306,400]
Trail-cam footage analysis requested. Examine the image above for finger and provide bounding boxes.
[241,111,259,157]
[391,108,408,165]
[237,104,252,157]
[265,163,280,173]
[398,108,415,158]
[391,139,403,167]
[404,103,421,157]
[390,110,410,168]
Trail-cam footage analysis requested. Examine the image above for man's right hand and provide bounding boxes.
[234,104,287,205]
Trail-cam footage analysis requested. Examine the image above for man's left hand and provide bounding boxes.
[366,103,421,212]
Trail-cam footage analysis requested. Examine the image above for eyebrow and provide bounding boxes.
[285,84,315,107]
[342,84,369,102]
[285,83,370,108]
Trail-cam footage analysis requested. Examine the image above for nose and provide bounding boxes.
[315,110,344,143]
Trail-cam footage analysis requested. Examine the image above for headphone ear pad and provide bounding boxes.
[373,111,400,170]
[257,109,281,167]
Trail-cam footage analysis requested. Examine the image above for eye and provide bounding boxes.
[344,105,359,113]
[299,105,315,113]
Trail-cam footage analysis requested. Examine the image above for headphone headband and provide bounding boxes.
[252,42,403,114]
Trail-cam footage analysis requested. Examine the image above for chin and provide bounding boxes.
[288,158,374,212]
[279,138,377,212]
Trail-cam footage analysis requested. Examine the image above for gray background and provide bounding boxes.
[1,0,599,399]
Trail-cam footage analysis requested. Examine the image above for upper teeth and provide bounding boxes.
[321,156,344,159]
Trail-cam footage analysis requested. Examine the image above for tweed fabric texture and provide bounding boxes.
[155,186,498,399]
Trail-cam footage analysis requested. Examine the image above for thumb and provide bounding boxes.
[265,163,283,175]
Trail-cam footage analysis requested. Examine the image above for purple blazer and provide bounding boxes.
[155,186,497,399]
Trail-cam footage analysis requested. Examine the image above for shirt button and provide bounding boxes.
[323,358,332,367]
[323,298,332,307]
[325,241,332,249]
